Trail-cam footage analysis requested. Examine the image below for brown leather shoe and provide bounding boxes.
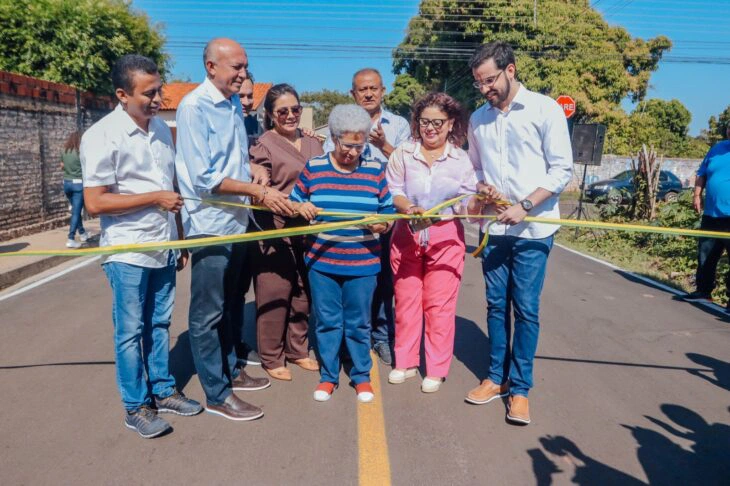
[205,393,264,421]
[290,357,319,371]
[231,370,271,391]
[264,366,292,381]
[507,395,531,425]
[465,379,509,405]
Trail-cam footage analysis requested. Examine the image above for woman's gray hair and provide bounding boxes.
[328,104,372,139]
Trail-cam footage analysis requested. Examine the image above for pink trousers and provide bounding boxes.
[390,219,466,378]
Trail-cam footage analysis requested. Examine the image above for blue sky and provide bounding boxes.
[133,0,730,135]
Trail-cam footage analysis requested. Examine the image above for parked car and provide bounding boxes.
[584,170,683,204]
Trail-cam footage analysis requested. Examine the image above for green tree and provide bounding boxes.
[384,73,427,118]
[700,105,730,145]
[300,89,352,127]
[627,99,709,158]
[393,0,671,150]
[0,0,167,95]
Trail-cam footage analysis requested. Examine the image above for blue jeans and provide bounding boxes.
[481,234,553,397]
[63,180,86,239]
[371,231,394,346]
[103,254,177,411]
[188,242,246,405]
[309,269,376,386]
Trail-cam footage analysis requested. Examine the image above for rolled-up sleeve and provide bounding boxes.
[80,130,116,187]
[539,102,574,194]
[385,147,407,198]
[176,103,224,195]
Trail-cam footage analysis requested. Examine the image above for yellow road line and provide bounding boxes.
[358,351,392,486]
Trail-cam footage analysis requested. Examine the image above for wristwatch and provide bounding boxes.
[519,199,534,212]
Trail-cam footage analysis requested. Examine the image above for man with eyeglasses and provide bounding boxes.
[175,38,295,421]
[465,42,573,425]
[323,68,411,365]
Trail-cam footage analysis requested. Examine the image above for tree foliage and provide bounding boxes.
[384,73,427,118]
[701,105,730,145]
[391,0,703,157]
[300,89,352,127]
[0,0,167,94]
[625,99,708,158]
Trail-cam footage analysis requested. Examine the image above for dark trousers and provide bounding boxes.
[252,237,310,369]
[188,242,247,405]
[696,215,730,298]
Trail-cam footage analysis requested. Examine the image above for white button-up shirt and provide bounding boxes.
[323,107,411,163]
[80,104,176,268]
[175,77,250,237]
[468,85,573,238]
[386,140,477,214]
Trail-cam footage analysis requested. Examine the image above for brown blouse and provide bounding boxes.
[250,129,324,230]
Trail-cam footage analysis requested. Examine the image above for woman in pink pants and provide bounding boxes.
[385,92,479,393]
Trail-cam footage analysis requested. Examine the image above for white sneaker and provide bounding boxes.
[79,232,90,242]
[388,368,417,384]
[313,390,332,402]
[421,377,443,393]
[66,239,82,249]
[357,391,374,403]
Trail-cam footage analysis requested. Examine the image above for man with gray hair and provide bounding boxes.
[324,68,411,365]
[175,38,295,421]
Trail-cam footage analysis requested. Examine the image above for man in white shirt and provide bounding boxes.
[81,54,202,439]
[465,42,573,425]
[176,38,294,421]
[323,68,411,365]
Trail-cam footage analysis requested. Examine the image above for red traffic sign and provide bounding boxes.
[556,95,576,119]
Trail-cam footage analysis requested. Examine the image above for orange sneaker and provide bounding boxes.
[313,382,337,402]
[355,382,374,403]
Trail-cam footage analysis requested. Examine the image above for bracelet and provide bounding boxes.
[259,185,267,202]
[406,203,417,214]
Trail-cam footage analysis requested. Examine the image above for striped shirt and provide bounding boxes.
[290,153,395,276]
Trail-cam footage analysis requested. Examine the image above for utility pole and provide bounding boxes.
[534,0,537,27]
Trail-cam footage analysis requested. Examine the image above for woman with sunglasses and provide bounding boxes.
[249,83,323,381]
[290,104,395,403]
[385,92,479,393]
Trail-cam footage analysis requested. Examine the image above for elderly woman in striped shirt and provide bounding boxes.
[385,92,479,393]
[290,104,395,404]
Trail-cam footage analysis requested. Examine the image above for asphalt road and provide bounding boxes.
[1,227,728,485]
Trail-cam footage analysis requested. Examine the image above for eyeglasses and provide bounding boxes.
[417,118,449,130]
[274,105,302,118]
[335,138,366,152]
[472,70,504,89]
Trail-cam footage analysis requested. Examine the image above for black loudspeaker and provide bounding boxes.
[571,123,606,166]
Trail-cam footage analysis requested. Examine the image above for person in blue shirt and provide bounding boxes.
[323,68,411,366]
[175,38,295,421]
[684,125,730,313]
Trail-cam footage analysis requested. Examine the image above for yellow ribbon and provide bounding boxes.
[2,195,728,258]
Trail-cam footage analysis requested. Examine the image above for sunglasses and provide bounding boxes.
[336,139,366,152]
[274,105,302,118]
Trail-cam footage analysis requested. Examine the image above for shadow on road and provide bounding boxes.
[169,331,196,391]
[0,360,114,370]
[534,354,713,372]
[532,403,730,485]
[686,352,730,393]
[453,315,490,380]
[0,242,29,253]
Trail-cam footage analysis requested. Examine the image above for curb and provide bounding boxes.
[0,255,74,291]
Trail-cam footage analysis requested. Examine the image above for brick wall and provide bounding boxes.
[0,71,113,241]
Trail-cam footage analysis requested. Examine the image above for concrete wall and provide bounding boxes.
[567,155,702,192]
[0,71,113,241]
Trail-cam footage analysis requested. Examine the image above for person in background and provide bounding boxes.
[291,104,395,403]
[466,42,573,425]
[684,123,730,313]
[386,92,479,393]
[81,54,202,439]
[323,68,411,366]
[249,83,323,381]
[239,71,263,147]
[61,130,90,248]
